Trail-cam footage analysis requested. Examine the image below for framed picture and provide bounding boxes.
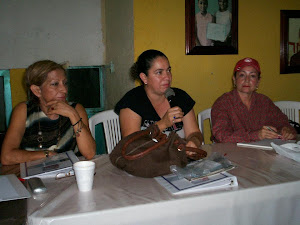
[185,0,238,55]
[280,10,300,74]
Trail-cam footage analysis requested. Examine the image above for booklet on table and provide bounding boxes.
[20,150,79,179]
[155,172,237,195]
[155,153,238,195]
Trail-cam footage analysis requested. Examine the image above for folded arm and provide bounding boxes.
[1,103,56,165]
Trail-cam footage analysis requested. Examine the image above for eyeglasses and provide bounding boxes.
[55,170,75,180]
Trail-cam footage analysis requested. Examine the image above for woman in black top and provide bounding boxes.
[115,49,203,149]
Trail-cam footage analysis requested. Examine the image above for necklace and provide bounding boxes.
[37,107,61,150]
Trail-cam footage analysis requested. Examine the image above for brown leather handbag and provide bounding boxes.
[109,125,207,178]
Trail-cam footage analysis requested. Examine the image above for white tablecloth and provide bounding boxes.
[27,143,300,225]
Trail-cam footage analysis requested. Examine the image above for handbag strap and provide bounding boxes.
[122,128,168,161]
[185,147,207,160]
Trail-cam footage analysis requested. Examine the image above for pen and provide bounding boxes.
[266,126,281,135]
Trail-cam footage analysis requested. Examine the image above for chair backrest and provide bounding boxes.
[89,110,121,154]
[197,108,212,144]
[274,101,300,123]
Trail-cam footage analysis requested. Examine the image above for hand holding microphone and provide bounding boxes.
[164,88,184,130]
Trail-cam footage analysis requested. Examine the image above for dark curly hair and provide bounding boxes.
[130,49,168,84]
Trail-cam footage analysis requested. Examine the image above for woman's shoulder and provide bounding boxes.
[215,90,234,101]
[212,90,235,108]
[73,102,82,109]
[172,87,194,101]
[117,86,144,101]
[115,86,145,114]
[126,86,144,95]
[254,92,274,104]
[10,102,27,120]
[121,86,145,103]
[13,101,27,111]
[172,87,189,96]
[207,12,214,19]
[172,87,195,112]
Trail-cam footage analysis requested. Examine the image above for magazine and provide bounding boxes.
[20,150,79,179]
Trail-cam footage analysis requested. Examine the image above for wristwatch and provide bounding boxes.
[44,150,49,158]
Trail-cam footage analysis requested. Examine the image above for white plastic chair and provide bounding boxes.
[197,108,212,144]
[89,110,121,154]
[274,101,300,123]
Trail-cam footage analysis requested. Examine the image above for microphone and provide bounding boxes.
[165,88,181,130]
[165,88,175,107]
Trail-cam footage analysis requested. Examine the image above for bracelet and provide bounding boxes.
[44,150,49,158]
[73,118,83,137]
[72,118,82,127]
[186,131,204,148]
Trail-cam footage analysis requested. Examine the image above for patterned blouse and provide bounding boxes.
[20,101,78,153]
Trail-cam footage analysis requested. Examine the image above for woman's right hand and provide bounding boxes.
[158,107,184,131]
[258,126,281,140]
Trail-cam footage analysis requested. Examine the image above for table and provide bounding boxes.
[0,164,25,225]
[2,143,300,225]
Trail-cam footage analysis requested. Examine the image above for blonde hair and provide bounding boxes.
[25,60,66,102]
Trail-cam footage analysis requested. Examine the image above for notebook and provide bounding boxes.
[237,139,296,150]
[0,174,31,202]
[20,150,79,179]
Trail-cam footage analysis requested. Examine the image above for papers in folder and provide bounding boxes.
[155,172,237,195]
[237,139,296,150]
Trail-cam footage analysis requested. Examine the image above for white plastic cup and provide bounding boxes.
[73,161,95,192]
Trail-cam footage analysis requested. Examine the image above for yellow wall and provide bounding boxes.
[10,69,27,108]
[9,0,300,142]
[134,0,300,143]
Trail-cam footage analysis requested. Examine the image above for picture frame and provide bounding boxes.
[280,10,300,74]
[185,0,238,55]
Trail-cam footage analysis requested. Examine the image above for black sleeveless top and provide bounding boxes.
[20,101,78,154]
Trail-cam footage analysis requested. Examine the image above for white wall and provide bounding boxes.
[0,0,105,68]
[104,0,135,110]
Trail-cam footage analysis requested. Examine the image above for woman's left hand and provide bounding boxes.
[46,100,76,118]
[186,140,197,148]
[185,140,197,157]
[280,126,296,140]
